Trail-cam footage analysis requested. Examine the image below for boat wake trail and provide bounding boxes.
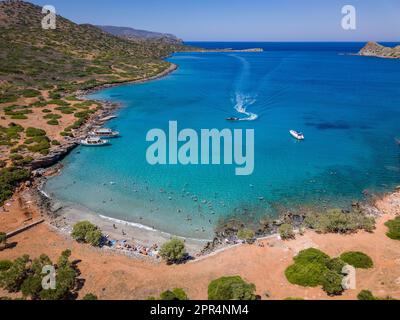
[233,93,258,121]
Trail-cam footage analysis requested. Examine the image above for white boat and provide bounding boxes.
[90,127,119,138]
[290,130,305,140]
[80,136,110,146]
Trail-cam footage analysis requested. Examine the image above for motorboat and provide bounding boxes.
[290,130,305,140]
[90,127,119,138]
[226,117,240,121]
[80,136,110,146]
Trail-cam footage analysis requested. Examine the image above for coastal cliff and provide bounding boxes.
[359,42,400,59]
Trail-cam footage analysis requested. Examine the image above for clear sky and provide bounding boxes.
[29,0,400,41]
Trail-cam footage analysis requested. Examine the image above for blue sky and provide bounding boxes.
[30,0,400,41]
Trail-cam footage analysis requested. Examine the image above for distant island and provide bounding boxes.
[194,48,264,53]
[359,42,400,59]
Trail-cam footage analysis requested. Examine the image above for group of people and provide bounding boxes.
[105,238,160,258]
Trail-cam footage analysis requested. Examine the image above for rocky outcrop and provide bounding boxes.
[29,142,77,170]
[359,42,400,59]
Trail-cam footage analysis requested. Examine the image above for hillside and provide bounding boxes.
[359,42,400,59]
[0,0,191,204]
[96,25,182,43]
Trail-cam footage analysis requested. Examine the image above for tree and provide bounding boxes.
[159,238,187,264]
[279,224,295,240]
[71,221,102,247]
[86,229,102,247]
[208,276,257,300]
[0,255,30,292]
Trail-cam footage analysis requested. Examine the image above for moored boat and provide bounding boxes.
[90,127,120,138]
[80,136,110,146]
[290,130,305,140]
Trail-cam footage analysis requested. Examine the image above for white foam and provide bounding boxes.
[233,93,258,121]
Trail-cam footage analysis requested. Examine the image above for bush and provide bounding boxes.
[71,221,102,247]
[321,270,344,296]
[26,127,46,137]
[385,217,400,240]
[357,290,375,300]
[304,209,375,234]
[279,224,295,240]
[357,290,397,300]
[208,276,257,300]
[326,258,346,274]
[159,238,187,264]
[237,228,255,241]
[285,248,344,295]
[47,119,59,126]
[86,229,103,247]
[159,288,188,301]
[0,260,13,271]
[21,89,40,98]
[285,260,327,287]
[0,167,30,205]
[294,248,330,265]
[340,252,373,269]
[83,293,98,300]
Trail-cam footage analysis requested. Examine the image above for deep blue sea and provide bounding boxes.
[45,42,400,239]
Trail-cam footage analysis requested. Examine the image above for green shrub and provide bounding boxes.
[21,89,40,98]
[71,221,102,247]
[284,297,305,300]
[279,224,295,240]
[285,260,327,287]
[294,248,330,265]
[0,260,12,271]
[208,276,257,300]
[357,290,375,300]
[159,288,188,301]
[83,293,98,300]
[52,140,60,146]
[159,238,187,264]
[47,119,59,126]
[340,252,373,269]
[237,228,255,241]
[321,270,344,296]
[326,258,346,274]
[304,209,375,234]
[357,290,396,300]
[385,217,400,240]
[26,127,46,137]
[0,167,30,205]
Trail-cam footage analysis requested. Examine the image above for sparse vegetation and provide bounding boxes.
[0,167,30,205]
[159,238,187,264]
[304,208,375,234]
[208,276,257,300]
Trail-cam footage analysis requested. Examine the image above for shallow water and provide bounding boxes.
[45,42,400,239]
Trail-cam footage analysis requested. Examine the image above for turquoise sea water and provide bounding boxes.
[45,42,400,239]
